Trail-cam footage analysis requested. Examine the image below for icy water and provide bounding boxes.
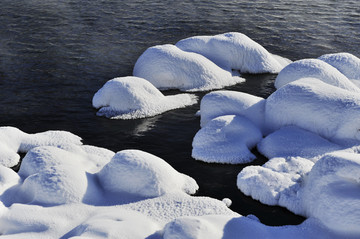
[1,0,360,226]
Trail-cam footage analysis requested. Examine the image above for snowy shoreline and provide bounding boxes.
[1,32,360,238]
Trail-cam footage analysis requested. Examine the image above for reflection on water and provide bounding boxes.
[1,0,360,226]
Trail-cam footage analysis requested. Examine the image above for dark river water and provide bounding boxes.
[1,0,360,226]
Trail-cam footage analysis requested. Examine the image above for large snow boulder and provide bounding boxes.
[92,77,197,119]
[274,59,360,92]
[176,32,291,73]
[97,150,199,197]
[258,126,345,160]
[266,78,360,143]
[0,126,82,167]
[318,52,360,81]
[192,115,262,164]
[199,91,266,133]
[301,152,360,234]
[133,44,244,92]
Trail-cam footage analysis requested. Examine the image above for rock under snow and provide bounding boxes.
[318,52,360,83]
[274,59,360,92]
[192,115,262,164]
[92,76,197,119]
[258,126,345,160]
[176,32,291,73]
[266,77,360,143]
[199,90,266,133]
[301,152,360,235]
[0,126,83,167]
[133,44,244,92]
[97,150,199,197]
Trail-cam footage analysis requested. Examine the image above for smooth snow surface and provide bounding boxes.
[192,115,262,164]
[266,78,360,143]
[97,150,199,197]
[0,126,82,167]
[258,126,345,160]
[318,53,360,82]
[92,77,197,119]
[274,59,360,92]
[176,32,291,73]
[133,44,244,92]
[199,90,266,133]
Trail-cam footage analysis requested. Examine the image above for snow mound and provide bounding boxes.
[266,77,360,143]
[0,126,82,167]
[318,53,360,82]
[133,44,244,92]
[92,76,197,119]
[192,115,262,164]
[176,32,291,73]
[97,150,199,197]
[274,59,360,92]
[199,91,266,133]
[258,126,345,160]
[301,152,360,235]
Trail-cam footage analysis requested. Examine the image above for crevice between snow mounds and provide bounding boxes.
[93,32,291,119]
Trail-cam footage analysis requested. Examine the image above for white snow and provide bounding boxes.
[97,149,199,197]
[0,126,83,167]
[274,59,360,92]
[266,77,360,143]
[176,32,291,73]
[301,152,360,235]
[192,115,262,164]
[133,44,244,92]
[0,126,358,238]
[199,90,267,133]
[257,126,345,160]
[92,76,198,119]
[318,53,360,84]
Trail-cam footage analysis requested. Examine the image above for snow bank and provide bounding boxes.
[192,115,262,164]
[266,78,360,143]
[199,91,266,133]
[97,149,199,197]
[0,126,82,167]
[301,152,360,235]
[318,53,360,83]
[133,44,244,92]
[92,76,197,119]
[274,59,360,92]
[258,126,345,160]
[176,32,291,73]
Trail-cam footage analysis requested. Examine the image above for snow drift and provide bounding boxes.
[266,77,360,143]
[192,115,262,164]
[176,32,291,73]
[274,59,360,92]
[92,76,197,119]
[133,44,244,92]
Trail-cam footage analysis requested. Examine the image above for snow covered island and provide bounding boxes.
[93,32,291,119]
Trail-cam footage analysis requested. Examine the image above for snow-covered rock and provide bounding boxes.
[266,78,360,143]
[199,91,266,133]
[318,53,360,83]
[176,32,291,73]
[258,126,345,160]
[274,59,360,92]
[97,150,199,197]
[0,126,83,167]
[301,152,360,235]
[192,115,262,164]
[92,76,197,119]
[133,44,244,92]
